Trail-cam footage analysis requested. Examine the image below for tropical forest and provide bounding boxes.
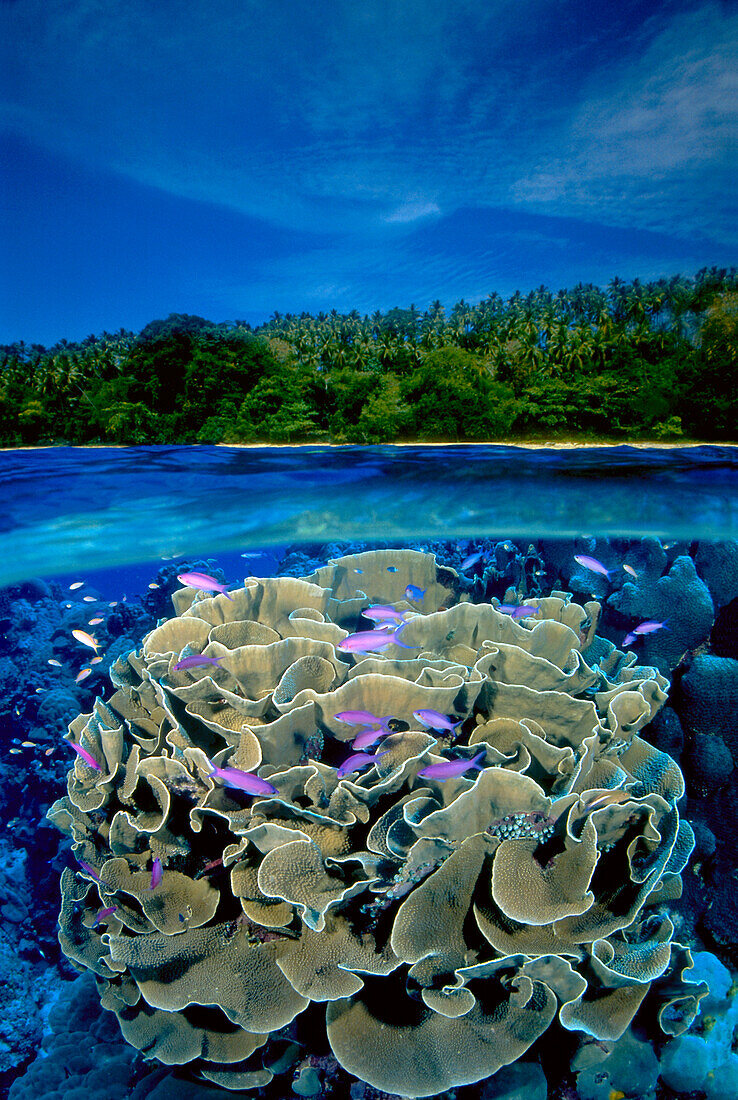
[1,269,736,447]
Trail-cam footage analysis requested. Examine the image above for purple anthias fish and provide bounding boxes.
[177,571,234,600]
[337,626,418,653]
[77,859,104,882]
[633,619,668,635]
[623,620,668,645]
[460,551,485,571]
[413,709,463,732]
[150,858,163,890]
[405,585,426,601]
[209,762,278,796]
[352,725,394,750]
[418,749,486,781]
[574,555,613,578]
[174,654,224,671]
[334,710,394,727]
[336,750,389,779]
[497,604,541,619]
[67,740,102,771]
[93,906,117,926]
[362,604,409,623]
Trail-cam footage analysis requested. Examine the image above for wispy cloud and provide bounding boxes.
[204,202,732,325]
[383,201,441,224]
[1,0,735,340]
[0,0,641,230]
[508,3,738,243]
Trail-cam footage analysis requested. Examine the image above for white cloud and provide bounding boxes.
[0,1,550,224]
[383,201,441,223]
[1,0,735,246]
[508,3,738,242]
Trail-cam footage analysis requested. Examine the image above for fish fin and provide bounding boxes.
[393,623,419,648]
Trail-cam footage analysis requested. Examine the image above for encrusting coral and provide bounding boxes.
[48,549,707,1098]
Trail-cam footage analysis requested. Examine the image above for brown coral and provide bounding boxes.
[48,549,706,1097]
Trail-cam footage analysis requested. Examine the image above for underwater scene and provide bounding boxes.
[1,444,737,1100]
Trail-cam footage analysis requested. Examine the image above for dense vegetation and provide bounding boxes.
[1,270,736,446]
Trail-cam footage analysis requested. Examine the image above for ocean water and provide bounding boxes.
[1,444,737,1100]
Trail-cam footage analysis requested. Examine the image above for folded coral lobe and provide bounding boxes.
[48,549,706,1097]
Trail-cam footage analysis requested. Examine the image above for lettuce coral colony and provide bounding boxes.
[48,550,708,1097]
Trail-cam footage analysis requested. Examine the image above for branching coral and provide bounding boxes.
[48,549,707,1097]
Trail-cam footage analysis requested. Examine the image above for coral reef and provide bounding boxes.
[658,951,738,1100]
[47,549,706,1097]
[0,822,72,1100]
[7,972,141,1100]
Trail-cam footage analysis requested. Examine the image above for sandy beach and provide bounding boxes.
[3,440,737,453]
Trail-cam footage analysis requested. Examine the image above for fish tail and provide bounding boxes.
[221,588,234,600]
[472,750,486,769]
[392,622,419,649]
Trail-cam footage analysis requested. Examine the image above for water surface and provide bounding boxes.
[1,444,736,585]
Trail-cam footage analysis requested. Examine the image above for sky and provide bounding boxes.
[1,0,736,346]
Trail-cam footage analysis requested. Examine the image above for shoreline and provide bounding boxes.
[2,440,737,453]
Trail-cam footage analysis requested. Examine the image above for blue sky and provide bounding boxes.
[1,0,736,346]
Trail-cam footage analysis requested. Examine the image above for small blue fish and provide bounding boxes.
[387,566,398,573]
[405,585,426,601]
[460,551,485,571]
[354,568,364,574]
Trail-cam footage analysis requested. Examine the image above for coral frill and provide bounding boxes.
[48,549,707,1096]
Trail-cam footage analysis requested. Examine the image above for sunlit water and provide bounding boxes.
[1,443,737,1100]
[0,445,736,586]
